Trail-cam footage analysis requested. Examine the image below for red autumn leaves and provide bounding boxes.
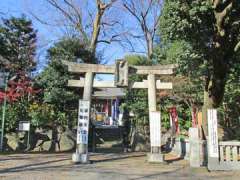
[0,72,40,103]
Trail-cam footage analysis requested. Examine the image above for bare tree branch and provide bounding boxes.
[122,0,162,60]
[26,0,125,63]
[123,2,142,24]
[97,30,130,44]
[45,0,89,42]
[90,0,119,53]
[29,11,60,26]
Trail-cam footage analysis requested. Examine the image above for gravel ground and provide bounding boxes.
[0,152,239,180]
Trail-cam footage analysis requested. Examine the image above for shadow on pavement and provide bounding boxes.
[165,157,184,164]
[91,152,145,163]
[129,167,185,180]
[0,158,69,174]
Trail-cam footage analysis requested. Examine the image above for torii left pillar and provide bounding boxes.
[147,74,164,162]
[72,72,93,163]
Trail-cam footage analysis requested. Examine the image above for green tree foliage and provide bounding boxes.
[159,0,240,109]
[124,54,147,66]
[218,62,240,139]
[0,16,37,133]
[154,41,201,132]
[123,54,149,136]
[124,53,192,137]
[47,38,97,64]
[157,1,240,137]
[154,40,203,105]
[0,16,37,73]
[34,38,96,128]
[4,102,29,132]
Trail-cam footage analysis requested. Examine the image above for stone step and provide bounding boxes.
[95,128,122,142]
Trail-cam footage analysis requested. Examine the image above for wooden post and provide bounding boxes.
[92,125,96,153]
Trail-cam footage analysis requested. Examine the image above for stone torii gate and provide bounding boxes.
[64,60,175,163]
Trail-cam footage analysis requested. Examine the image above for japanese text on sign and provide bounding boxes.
[77,100,90,144]
[207,109,219,158]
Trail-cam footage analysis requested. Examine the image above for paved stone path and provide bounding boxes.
[0,152,239,180]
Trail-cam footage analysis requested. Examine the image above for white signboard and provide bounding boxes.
[18,121,30,131]
[77,100,90,145]
[207,109,219,158]
[189,127,199,140]
[149,111,161,147]
[118,113,123,126]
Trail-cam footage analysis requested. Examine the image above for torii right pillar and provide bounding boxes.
[147,73,164,162]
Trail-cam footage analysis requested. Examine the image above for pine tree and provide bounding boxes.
[0,16,37,74]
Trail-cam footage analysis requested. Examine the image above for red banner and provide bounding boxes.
[169,106,180,134]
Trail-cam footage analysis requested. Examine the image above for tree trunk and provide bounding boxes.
[90,0,109,55]
[202,63,227,138]
[90,11,103,54]
[146,32,153,61]
[201,0,237,139]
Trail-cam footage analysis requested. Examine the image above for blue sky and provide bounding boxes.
[0,0,147,80]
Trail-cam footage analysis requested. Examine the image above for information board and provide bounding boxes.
[18,121,30,131]
[149,111,161,147]
[207,109,219,158]
[77,100,90,144]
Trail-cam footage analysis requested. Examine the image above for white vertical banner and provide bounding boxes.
[77,100,90,145]
[207,109,219,158]
[149,111,161,147]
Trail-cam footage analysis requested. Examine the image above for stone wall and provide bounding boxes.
[4,128,75,152]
